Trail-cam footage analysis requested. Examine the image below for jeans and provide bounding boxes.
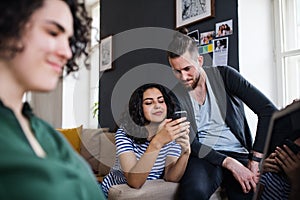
[175,151,254,200]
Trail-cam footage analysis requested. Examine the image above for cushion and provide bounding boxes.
[108,179,179,200]
[108,180,224,200]
[56,125,82,153]
[80,128,109,173]
[98,132,116,176]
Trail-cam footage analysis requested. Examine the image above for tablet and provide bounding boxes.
[252,100,300,200]
[263,100,300,157]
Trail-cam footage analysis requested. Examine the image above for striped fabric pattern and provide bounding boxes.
[259,172,291,200]
[101,129,181,197]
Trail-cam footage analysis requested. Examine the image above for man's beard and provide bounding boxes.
[184,74,200,91]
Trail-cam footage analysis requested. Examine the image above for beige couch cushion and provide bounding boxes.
[108,181,226,200]
[80,128,109,173]
[108,179,179,200]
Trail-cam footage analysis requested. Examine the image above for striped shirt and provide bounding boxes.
[101,128,181,197]
[259,172,291,200]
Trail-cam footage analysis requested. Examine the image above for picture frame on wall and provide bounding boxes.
[100,35,112,72]
[176,0,215,28]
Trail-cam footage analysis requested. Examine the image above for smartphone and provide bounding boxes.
[172,110,187,120]
[283,139,300,154]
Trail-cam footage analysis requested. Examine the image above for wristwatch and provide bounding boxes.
[248,153,262,162]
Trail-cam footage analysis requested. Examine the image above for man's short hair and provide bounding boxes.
[167,27,199,60]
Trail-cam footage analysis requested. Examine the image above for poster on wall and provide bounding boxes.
[200,30,214,45]
[215,19,233,38]
[198,30,214,55]
[176,0,215,28]
[213,37,228,66]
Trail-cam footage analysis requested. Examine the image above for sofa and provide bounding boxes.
[57,126,227,200]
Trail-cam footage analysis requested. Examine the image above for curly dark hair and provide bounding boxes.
[119,83,177,144]
[0,0,92,75]
[167,27,199,60]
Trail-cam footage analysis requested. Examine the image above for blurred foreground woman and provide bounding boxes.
[0,0,105,199]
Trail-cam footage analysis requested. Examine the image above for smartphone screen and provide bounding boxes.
[172,110,187,120]
[283,139,300,154]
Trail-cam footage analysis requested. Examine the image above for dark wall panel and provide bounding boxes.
[99,0,238,131]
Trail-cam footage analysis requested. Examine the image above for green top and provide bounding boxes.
[0,101,105,200]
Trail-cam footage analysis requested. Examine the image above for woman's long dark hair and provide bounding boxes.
[119,83,177,144]
[0,0,92,75]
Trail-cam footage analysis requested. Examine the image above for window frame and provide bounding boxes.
[273,0,300,106]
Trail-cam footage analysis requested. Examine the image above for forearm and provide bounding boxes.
[248,150,263,166]
[125,141,161,188]
[251,150,263,158]
[164,152,190,182]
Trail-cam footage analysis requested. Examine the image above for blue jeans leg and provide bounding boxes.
[175,155,223,200]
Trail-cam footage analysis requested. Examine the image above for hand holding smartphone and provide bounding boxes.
[172,111,190,149]
[172,110,187,121]
[283,139,300,155]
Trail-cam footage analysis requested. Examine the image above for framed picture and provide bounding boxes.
[176,0,215,28]
[100,35,112,71]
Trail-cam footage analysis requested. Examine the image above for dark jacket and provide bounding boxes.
[171,66,277,166]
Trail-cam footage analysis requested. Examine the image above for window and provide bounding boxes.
[274,0,300,106]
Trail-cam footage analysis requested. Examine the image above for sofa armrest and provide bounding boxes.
[108,179,179,200]
[80,128,115,176]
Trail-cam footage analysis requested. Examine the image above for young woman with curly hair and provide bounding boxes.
[0,0,105,199]
[101,83,191,197]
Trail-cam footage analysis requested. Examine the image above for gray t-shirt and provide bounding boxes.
[190,78,248,153]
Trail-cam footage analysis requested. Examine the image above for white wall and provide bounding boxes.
[238,0,278,136]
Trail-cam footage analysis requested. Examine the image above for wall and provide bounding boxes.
[99,1,278,137]
[99,0,240,131]
[99,0,278,137]
[238,0,277,135]
[99,0,175,131]
[31,1,277,135]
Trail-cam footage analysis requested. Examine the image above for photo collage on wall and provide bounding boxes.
[187,19,233,66]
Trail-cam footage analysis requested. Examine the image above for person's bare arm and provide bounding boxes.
[164,131,190,182]
[247,151,263,183]
[120,118,188,188]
